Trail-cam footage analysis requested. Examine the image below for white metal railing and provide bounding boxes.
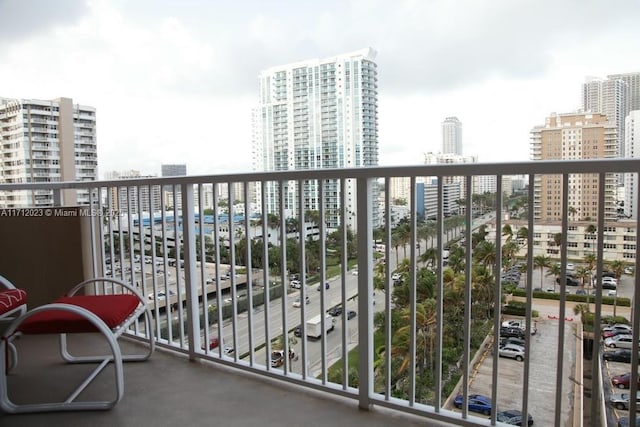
[1,158,640,427]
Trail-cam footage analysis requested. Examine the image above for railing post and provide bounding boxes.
[356,177,373,410]
[181,183,200,358]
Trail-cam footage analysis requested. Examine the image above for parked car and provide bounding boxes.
[603,328,632,339]
[575,289,587,295]
[293,325,302,337]
[498,344,525,361]
[618,416,640,427]
[347,310,357,320]
[609,391,640,410]
[502,320,526,330]
[500,337,526,348]
[556,276,580,286]
[612,372,640,389]
[495,409,534,426]
[601,277,618,289]
[500,326,526,339]
[453,393,492,415]
[603,324,633,338]
[604,349,633,363]
[605,334,635,349]
[391,272,401,281]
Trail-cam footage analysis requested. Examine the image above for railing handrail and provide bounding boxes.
[1,158,639,191]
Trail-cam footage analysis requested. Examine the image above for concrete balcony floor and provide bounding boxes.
[1,334,447,427]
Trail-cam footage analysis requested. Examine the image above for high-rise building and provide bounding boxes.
[161,164,187,177]
[441,117,462,155]
[530,112,617,222]
[104,170,161,214]
[0,97,97,207]
[624,110,640,220]
[252,48,379,230]
[582,76,630,158]
[423,151,477,203]
[161,163,187,210]
[607,72,640,111]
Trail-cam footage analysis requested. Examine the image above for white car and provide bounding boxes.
[148,290,176,301]
[566,263,575,271]
[290,280,301,289]
[391,273,401,281]
[292,296,310,307]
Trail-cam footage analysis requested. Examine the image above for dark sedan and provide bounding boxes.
[604,349,633,363]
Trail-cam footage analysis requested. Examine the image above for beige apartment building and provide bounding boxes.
[0,97,97,207]
[486,219,637,263]
[530,112,617,222]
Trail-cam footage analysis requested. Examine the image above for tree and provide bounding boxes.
[516,226,529,247]
[393,223,411,260]
[502,224,514,243]
[547,263,561,292]
[502,241,520,269]
[608,260,627,317]
[533,255,551,290]
[473,240,497,273]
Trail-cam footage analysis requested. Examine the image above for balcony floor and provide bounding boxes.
[1,334,446,427]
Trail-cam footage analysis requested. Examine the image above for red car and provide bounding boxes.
[201,337,219,350]
[612,372,640,389]
[602,324,633,339]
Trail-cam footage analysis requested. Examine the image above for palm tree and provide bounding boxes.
[502,224,514,243]
[516,226,529,247]
[502,241,520,269]
[533,254,551,290]
[419,247,437,268]
[568,206,577,221]
[474,240,497,273]
[394,223,411,260]
[518,262,528,289]
[547,263,561,292]
[608,260,626,317]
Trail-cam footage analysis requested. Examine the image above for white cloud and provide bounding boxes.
[1,0,640,178]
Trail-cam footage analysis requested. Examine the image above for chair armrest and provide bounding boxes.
[66,277,147,305]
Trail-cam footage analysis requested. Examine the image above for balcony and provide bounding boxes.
[0,159,639,426]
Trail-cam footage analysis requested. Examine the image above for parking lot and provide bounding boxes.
[449,302,576,426]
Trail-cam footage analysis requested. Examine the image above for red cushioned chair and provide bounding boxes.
[0,276,28,371]
[0,276,154,413]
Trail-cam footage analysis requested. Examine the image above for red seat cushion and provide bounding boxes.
[18,295,140,334]
[0,289,27,316]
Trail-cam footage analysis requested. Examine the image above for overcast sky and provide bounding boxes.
[2,0,639,178]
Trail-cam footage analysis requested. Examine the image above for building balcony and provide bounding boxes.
[0,158,639,426]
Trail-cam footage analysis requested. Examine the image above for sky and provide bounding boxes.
[2,0,640,178]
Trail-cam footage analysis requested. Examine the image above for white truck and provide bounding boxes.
[306,314,335,339]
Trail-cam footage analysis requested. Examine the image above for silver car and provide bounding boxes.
[498,344,525,361]
[610,391,640,410]
[605,334,635,349]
